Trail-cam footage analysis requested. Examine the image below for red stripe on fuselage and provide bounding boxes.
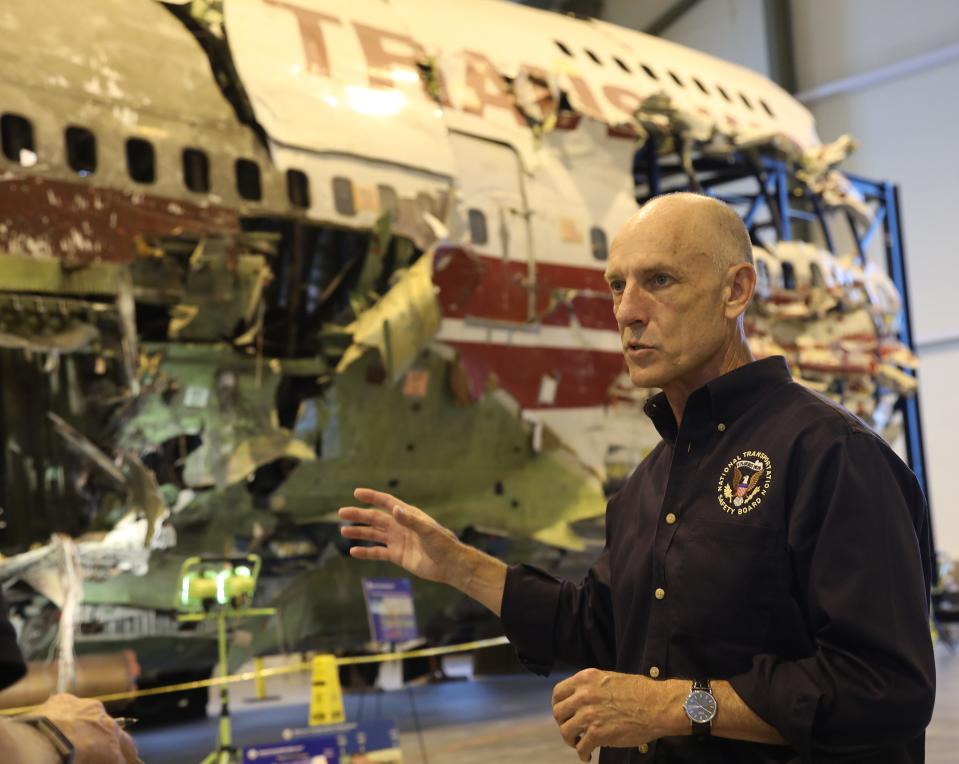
[435,254,617,331]
[444,340,626,409]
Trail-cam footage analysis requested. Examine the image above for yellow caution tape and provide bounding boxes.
[0,635,511,716]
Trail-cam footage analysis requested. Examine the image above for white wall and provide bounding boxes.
[792,0,959,557]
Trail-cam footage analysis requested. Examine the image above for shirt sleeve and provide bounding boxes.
[728,425,936,762]
[500,547,616,676]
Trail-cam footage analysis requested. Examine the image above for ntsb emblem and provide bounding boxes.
[717,450,773,516]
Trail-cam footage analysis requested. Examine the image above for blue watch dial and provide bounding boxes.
[683,689,717,723]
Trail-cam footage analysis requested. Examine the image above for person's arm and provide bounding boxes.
[551,670,786,761]
[340,488,617,672]
[339,488,507,613]
[5,694,139,764]
[0,717,62,764]
[728,428,935,761]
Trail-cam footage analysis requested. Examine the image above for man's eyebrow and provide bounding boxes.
[604,263,681,282]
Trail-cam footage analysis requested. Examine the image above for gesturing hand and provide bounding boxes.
[30,693,139,764]
[338,488,462,585]
[552,669,684,762]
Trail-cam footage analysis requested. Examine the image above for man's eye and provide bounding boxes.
[609,280,625,293]
[652,273,673,288]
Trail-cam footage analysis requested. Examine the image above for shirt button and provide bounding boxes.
[717,423,726,432]
[649,666,660,678]
[654,588,665,600]
[665,512,677,525]
[639,743,649,754]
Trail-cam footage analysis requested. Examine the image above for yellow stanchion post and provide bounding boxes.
[308,654,345,727]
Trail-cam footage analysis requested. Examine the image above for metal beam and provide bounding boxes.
[763,0,797,93]
[644,0,703,36]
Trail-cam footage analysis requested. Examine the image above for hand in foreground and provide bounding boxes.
[29,693,138,764]
[339,488,462,584]
[552,669,684,762]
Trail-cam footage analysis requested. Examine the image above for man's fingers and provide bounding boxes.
[340,525,387,544]
[338,507,390,527]
[552,675,577,706]
[354,487,405,512]
[552,695,578,726]
[349,545,392,562]
[558,715,582,748]
[576,730,597,763]
[117,728,139,763]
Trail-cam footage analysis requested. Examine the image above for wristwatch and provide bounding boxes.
[18,716,76,763]
[683,679,717,737]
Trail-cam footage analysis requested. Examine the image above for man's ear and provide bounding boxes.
[725,263,756,320]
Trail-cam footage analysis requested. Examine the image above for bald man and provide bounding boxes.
[339,194,935,763]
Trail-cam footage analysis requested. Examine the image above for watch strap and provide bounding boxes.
[690,679,713,739]
[18,716,76,763]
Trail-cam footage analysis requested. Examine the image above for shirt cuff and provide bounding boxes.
[500,563,563,676]
[728,654,822,763]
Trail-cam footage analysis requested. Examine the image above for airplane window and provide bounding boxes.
[235,158,262,201]
[668,70,685,87]
[613,56,631,73]
[468,208,488,245]
[760,98,775,117]
[1,113,35,166]
[555,40,574,57]
[126,137,156,183]
[640,63,659,80]
[693,77,710,95]
[332,176,356,216]
[781,261,796,290]
[377,184,399,217]
[739,92,754,110]
[287,168,310,209]
[756,260,770,294]
[65,126,96,175]
[182,148,210,192]
[716,84,732,102]
[810,263,825,288]
[416,192,435,218]
[590,226,608,261]
[585,48,602,65]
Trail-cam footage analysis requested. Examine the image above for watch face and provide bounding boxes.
[684,689,717,724]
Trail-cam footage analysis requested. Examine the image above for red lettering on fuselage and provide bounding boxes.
[352,22,426,90]
[265,0,341,77]
[463,51,526,126]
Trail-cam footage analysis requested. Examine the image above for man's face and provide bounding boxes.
[605,217,730,391]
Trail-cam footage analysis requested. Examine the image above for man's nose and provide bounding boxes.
[615,283,649,328]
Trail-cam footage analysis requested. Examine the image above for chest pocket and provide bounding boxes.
[668,521,782,648]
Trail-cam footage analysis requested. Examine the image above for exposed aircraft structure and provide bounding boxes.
[0,0,923,710]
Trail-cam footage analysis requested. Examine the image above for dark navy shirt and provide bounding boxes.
[501,357,935,763]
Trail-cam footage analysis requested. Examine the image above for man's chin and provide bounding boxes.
[627,363,670,390]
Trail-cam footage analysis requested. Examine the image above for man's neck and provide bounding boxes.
[662,341,754,427]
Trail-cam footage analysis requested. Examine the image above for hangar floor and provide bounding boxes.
[132,645,959,763]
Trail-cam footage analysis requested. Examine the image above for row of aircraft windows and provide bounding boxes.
[0,112,313,208]
[553,39,776,117]
[466,206,609,261]
[1,110,615,259]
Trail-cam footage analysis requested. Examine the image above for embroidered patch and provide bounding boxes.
[717,450,773,516]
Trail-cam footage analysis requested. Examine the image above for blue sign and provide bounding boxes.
[242,732,340,763]
[362,578,419,644]
[282,719,400,756]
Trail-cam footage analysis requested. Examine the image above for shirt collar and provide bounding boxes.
[643,356,792,443]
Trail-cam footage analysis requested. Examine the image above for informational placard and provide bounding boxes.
[242,733,340,763]
[283,719,401,758]
[361,578,419,644]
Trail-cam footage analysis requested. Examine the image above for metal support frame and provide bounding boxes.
[633,141,931,508]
